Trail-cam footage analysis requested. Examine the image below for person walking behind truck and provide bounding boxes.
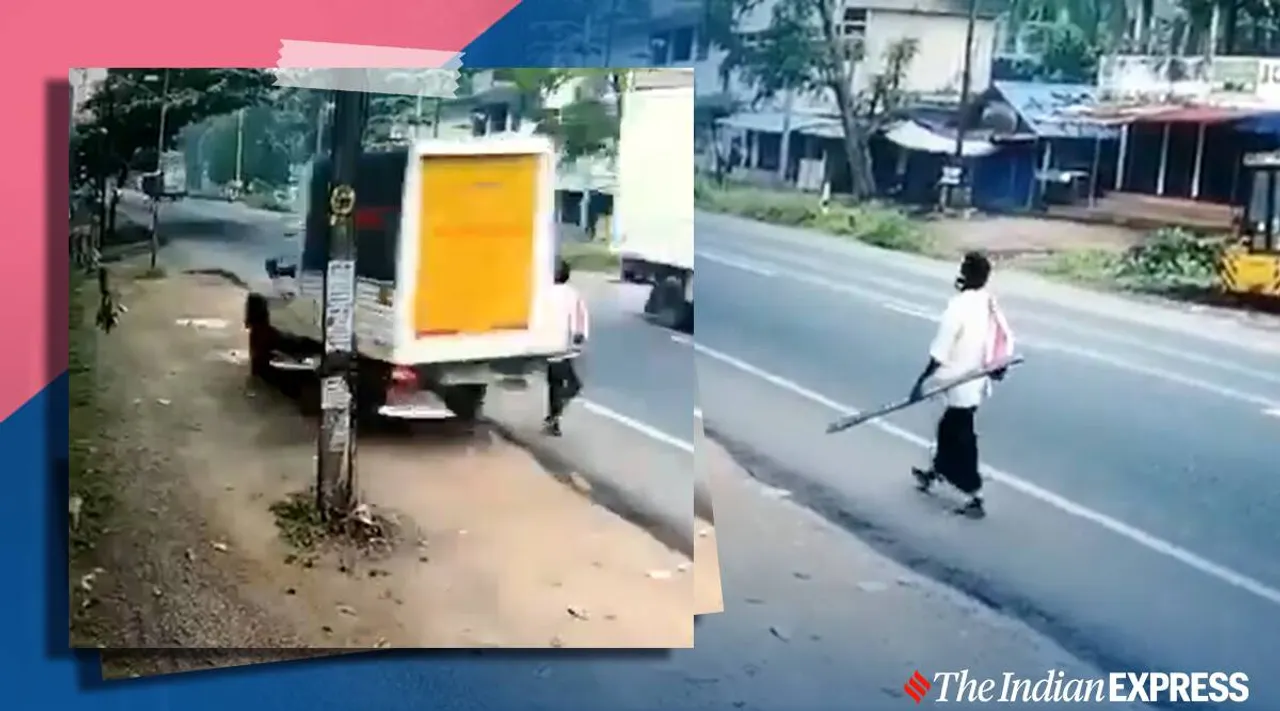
[543,258,590,437]
[908,251,1015,519]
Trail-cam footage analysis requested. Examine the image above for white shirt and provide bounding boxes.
[548,283,589,361]
[928,288,1014,408]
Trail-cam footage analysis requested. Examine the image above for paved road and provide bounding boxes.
[695,211,1280,707]
[119,193,698,542]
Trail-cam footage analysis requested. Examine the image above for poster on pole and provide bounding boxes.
[324,259,356,353]
[320,375,350,411]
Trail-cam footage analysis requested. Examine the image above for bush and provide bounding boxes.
[1115,227,1221,292]
[695,179,932,254]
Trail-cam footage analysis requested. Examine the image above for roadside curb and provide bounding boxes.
[695,480,715,523]
[483,417,697,559]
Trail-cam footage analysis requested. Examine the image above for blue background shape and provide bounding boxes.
[24,3,740,709]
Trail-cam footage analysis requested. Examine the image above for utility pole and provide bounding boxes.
[314,101,330,157]
[944,0,979,209]
[316,84,369,520]
[150,69,171,270]
[602,0,619,66]
[234,107,245,194]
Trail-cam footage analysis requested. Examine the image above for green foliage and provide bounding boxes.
[552,97,618,161]
[1032,248,1122,285]
[696,179,934,254]
[1115,227,1221,292]
[75,69,274,182]
[1030,227,1222,293]
[1040,23,1099,83]
[710,0,917,199]
[68,272,113,556]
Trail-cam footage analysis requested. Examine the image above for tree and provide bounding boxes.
[76,69,273,235]
[1040,22,1099,82]
[550,96,619,162]
[694,91,742,183]
[81,70,274,175]
[713,0,918,199]
[490,68,573,130]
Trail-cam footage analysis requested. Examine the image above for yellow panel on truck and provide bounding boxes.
[413,153,538,336]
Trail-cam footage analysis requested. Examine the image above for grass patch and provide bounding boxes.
[1026,227,1223,297]
[68,273,113,558]
[695,177,935,255]
[1026,248,1123,286]
[560,240,619,273]
[270,491,328,551]
[270,490,402,557]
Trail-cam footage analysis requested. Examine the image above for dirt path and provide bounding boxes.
[74,262,694,665]
[927,214,1144,257]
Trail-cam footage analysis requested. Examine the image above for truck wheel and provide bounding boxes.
[442,384,488,422]
[646,275,688,331]
[248,325,277,379]
[245,295,276,380]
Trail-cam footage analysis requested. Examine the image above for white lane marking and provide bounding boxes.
[1033,339,1280,410]
[580,399,694,453]
[699,248,1280,411]
[679,337,1280,607]
[713,240,1280,387]
[880,300,938,321]
[696,250,777,277]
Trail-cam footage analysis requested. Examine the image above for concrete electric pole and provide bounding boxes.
[316,85,369,520]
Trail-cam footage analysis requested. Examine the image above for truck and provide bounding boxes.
[613,68,695,332]
[143,151,187,200]
[244,134,567,421]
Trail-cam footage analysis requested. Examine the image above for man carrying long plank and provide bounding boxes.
[908,251,1016,520]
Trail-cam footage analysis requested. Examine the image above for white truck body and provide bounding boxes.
[612,69,695,330]
[614,70,695,271]
[160,151,186,197]
[266,134,565,374]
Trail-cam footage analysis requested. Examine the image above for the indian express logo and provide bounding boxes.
[925,670,1249,704]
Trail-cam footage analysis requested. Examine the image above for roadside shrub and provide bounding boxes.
[1115,227,1221,292]
[695,180,931,254]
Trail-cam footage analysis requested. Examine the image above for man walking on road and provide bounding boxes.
[909,251,1015,519]
[544,258,590,437]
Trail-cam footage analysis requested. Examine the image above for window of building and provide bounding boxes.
[650,31,670,65]
[841,7,867,39]
[671,25,695,63]
[755,131,781,171]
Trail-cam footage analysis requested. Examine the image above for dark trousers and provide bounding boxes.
[933,406,981,495]
[546,359,582,420]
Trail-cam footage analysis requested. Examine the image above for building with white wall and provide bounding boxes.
[694,0,998,188]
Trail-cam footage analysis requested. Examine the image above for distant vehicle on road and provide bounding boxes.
[245,134,568,422]
[142,151,187,201]
[613,69,694,332]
